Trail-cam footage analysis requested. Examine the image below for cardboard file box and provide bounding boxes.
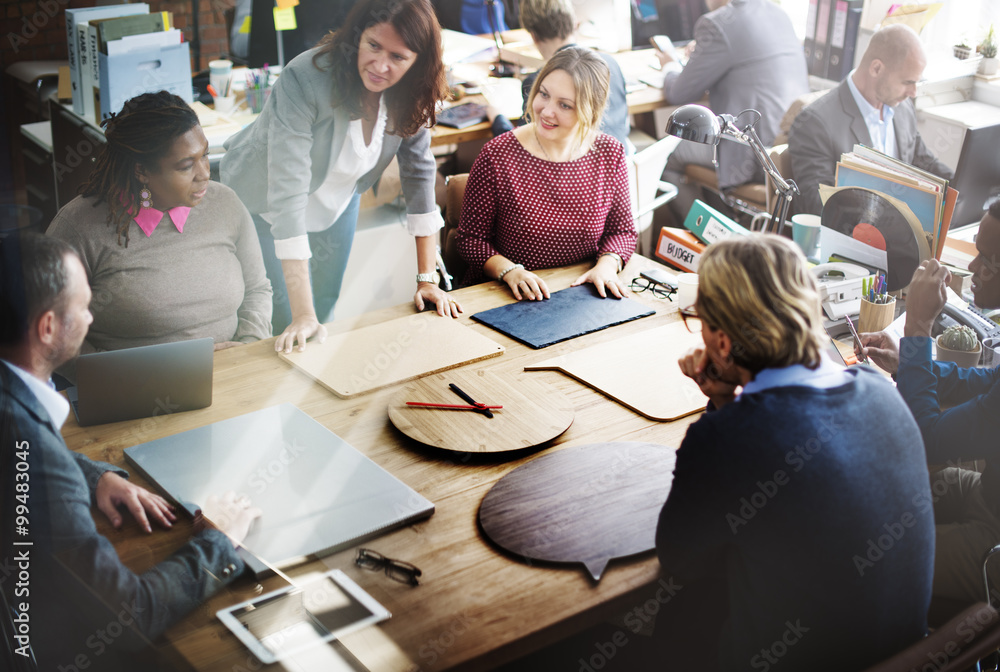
[655,228,706,272]
[98,42,192,122]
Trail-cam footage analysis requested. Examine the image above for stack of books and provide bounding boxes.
[66,5,187,123]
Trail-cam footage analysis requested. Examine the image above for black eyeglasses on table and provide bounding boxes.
[629,277,675,300]
[355,548,422,586]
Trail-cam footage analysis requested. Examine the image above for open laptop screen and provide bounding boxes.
[70,337,213,426]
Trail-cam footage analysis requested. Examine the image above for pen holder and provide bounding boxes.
[858,296,896,334]
[246,86,271,114]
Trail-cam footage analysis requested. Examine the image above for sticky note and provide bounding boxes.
[276,0,299,8]
[238,15,251,34]
[273,6,297,31]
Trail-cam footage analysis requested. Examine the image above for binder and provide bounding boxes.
[682,199,749,245]
[803,0,819,65]
[65,5,148,115]
[839,7,864,80]
[827,0,863,83]
[810,0,832,78]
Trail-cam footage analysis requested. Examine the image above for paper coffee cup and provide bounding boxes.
[791,214,822,261]
[676,273,699,312]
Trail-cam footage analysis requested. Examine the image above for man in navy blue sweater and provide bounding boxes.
[658,235,934,672]
[861,201,1000,607]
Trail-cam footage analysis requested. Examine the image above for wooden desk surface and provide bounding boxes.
[62,257,701,672]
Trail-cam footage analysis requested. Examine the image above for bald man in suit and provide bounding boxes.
[789,24,953,216]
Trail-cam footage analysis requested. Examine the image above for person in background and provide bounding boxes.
[655,0,808,221]
[858,201,1000,608]
[47,91,272,364]
[657,235,933,671]
[789,23,953,216]
[222,0,460,354]
[486,0,630,149]
[456,47,636,300]
[0,232,260,671]
[433,0,510,35]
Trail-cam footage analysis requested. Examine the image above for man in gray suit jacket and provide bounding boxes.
[0,234,260,670]
[657,0,808,201]
[789,24,954,216]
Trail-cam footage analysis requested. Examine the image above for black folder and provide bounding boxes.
[471,284,655,349]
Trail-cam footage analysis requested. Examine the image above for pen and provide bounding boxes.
[406,402,503,411]
[844,314,867,363]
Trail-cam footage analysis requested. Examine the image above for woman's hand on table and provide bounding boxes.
[214,341,244,351]
[678,346,739,409]
[571,256,627,298]
[415,282,463,318]
[504,267,550,301]
[275,315,327,353]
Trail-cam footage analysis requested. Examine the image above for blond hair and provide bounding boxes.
[696,235,826,373]
[519,0,575,42]
[525,46,609,146]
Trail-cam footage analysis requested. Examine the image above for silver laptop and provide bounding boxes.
[68,338,213,426]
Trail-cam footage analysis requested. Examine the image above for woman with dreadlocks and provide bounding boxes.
[47,91,272,358]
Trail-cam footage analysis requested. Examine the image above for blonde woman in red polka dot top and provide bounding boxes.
[455,47,637,301]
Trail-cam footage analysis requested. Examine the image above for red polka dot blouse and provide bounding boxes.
[455,132,636,285]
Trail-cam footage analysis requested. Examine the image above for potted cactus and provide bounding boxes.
[980,25,999,75]
[936,324,982,367]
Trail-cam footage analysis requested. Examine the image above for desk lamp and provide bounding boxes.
[664,104,798,234]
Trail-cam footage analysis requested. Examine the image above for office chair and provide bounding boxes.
[859,602,1000,672]
[859,545,1000,672]
[630,135,680,255]
[441,173,470,286]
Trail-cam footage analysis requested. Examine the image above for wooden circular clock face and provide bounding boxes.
[387,369,575,453]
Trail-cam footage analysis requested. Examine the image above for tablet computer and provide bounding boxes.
[217,569,390,664]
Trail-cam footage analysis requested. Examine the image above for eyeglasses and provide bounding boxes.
[629,277,675,300]
[355,548,422,586]
[680,308,702,334]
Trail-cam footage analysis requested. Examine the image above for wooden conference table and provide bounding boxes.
[61,256,702,672]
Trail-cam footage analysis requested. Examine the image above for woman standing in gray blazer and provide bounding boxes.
[222,0,460,353]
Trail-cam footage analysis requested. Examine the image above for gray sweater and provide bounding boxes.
[47,181,272,354]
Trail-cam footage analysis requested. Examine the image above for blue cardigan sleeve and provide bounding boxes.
[897,336,1000,463]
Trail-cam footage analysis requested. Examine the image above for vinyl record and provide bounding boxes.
[821,188,922,291]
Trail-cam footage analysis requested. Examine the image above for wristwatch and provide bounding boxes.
[416,272,440,284]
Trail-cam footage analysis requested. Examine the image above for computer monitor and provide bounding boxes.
[630,0,708,48]
[949,122,1000,229]
[246,0,352,69]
